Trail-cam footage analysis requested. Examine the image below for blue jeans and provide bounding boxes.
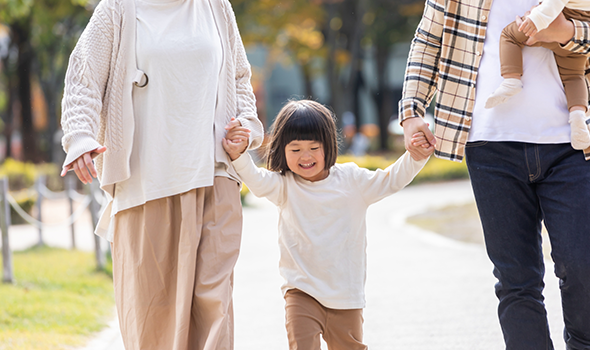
[465,141,590,350]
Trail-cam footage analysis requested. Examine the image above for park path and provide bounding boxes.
[4,180,566,349]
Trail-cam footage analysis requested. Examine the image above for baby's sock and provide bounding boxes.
[569,110,590,150]
[485,78,523,109]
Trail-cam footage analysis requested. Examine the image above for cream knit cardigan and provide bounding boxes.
[61,0,263,200]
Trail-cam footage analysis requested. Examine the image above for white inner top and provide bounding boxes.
[469,0,571,143]
[112,0,223,215]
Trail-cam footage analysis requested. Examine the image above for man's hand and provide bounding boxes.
[402,117,436,161]
[61,146,107,184]
[517,11,574,46]
[223,118,250,161]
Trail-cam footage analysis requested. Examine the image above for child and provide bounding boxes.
[485,2,590,150]
[222,100,431,349]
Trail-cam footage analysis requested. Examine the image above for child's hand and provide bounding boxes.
[223,118,250,161]
[518,16,538,37]
[410,131,434,159]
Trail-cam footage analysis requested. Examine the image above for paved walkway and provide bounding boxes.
[3,180,566,349]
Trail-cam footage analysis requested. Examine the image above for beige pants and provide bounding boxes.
[284,289,368,350]
[111,177,242,350]
[500,8,590,110]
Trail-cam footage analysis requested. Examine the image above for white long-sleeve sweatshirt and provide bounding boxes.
[529,0,590,31]
[233,152,428,309]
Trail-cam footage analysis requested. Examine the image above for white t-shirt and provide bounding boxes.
[112,0,223,214]
[469,0,571,144]
[232,152,427,309]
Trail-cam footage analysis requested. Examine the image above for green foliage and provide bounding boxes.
[233,0,326,71]
[8,189,35,225]
[0,0,34,22]
[0,247,114,350]
[240,183,250,205]
[0,158,59,191]
[0,159,61,224]
[0,158,38,191]
[413,157,469,184]
[337,154,397,171]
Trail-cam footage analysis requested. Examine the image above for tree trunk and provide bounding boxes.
[374,43,393,150]
[2,55,15,159]
[301,62,314,99]
[12,21,36,162]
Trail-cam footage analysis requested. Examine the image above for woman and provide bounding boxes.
[60,0,263,349]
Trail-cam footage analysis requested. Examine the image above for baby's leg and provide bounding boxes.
[486,21,529,109]
[553,51,590,149]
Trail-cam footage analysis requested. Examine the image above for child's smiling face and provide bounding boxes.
[285,140,329,182]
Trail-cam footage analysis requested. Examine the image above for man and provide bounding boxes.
[400,0,590,349]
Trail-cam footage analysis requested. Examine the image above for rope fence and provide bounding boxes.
[1,175,107,284]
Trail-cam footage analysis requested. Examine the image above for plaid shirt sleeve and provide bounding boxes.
[563,19,590,55]
[398,0,444,124]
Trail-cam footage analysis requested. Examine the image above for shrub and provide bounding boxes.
[0,159,61,225]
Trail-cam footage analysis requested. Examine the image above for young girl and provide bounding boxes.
[485,1,590,150]
[223,100,431,349]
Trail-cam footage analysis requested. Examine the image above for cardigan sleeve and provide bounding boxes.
[223,1,264,150]
[232,152,284,206]
[61,0,116,168]
[398,0,444,125]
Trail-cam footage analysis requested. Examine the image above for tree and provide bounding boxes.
[233,0,326,99]
[0,0,91,162]
[363,0,424,150]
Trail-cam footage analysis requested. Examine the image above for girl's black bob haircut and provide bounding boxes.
[266,100,338,174]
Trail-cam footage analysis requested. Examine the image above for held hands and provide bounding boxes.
[222,118,250,161]
[60,146,107,184]
[402,117,436,161]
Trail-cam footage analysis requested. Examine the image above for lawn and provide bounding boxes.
[0,247,114,350]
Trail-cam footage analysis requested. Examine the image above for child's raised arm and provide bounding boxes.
[223,117,251,161]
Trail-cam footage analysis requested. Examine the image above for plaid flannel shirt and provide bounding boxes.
[399,0,590,162]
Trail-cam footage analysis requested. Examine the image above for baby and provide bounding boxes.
[486,1,590,150]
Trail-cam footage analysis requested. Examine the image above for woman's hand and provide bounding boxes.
[223,118,250,161]
[61,146,107,184]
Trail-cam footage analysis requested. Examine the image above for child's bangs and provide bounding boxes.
[283,114,324,144]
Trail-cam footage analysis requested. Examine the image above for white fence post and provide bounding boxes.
[66,174,76,250]
[1,177,14,284]
[35,175,46,247]
[88,181,105,270]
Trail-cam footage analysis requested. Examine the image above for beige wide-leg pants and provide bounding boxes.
[111,177,242,350]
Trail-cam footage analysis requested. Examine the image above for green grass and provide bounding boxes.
[0,246,115,350]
